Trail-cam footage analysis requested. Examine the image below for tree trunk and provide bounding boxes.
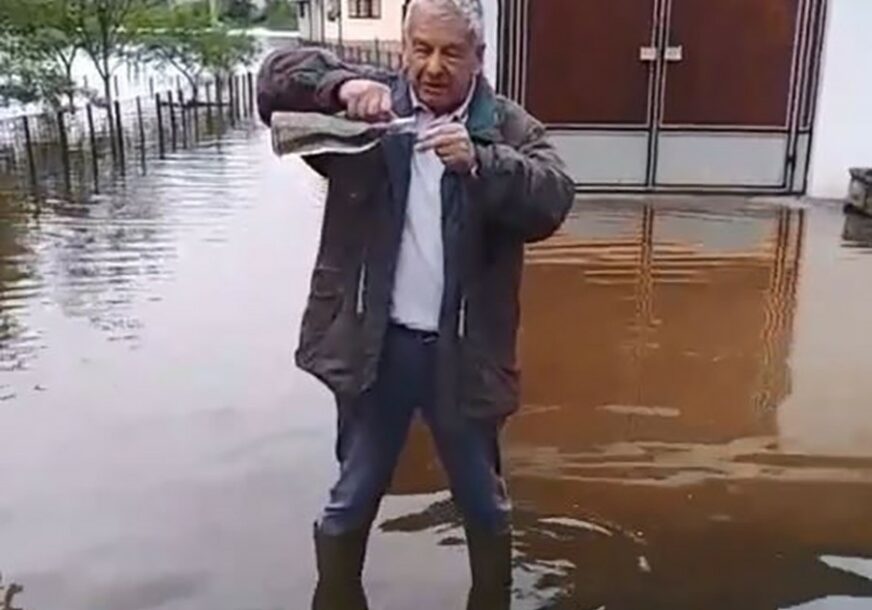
[103,74,114,122]
[102,52,113,126]
[63,55,76,110]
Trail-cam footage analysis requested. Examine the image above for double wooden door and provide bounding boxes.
[498,0,827,192]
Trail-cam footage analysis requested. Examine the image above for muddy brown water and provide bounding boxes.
[1,124,872,610]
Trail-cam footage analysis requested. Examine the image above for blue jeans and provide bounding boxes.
[319,325,511,536]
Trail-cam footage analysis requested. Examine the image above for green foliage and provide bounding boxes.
[263,0,297,31]
[220,0,257,25]
[0,0,80,107]
[0,0,258,109]
[69,0,162,105]
[0,53,72,108]
[137,1,257,98]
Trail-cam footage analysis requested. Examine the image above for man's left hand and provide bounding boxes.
[416,123,477,175]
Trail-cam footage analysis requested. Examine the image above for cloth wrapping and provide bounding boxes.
[271,111,417,157]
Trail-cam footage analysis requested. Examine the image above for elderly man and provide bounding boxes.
[257,0,573,607]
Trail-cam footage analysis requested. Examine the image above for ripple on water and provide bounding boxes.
[0,125,273,366]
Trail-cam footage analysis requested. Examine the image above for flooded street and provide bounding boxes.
[1,122,872,609]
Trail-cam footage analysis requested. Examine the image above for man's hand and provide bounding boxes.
[416,123,478,175]
[338,79,393,122]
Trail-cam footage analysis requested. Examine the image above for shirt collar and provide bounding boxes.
[409,78,477,122]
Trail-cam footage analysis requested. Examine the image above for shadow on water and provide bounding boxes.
[385,199,872,609]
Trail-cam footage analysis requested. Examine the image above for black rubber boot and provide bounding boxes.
[311,524,370,610]
[466,528,512,610]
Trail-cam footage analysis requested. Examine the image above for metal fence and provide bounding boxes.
[311,39,405,71]
[0,42,400,199]
[0,72,259,197]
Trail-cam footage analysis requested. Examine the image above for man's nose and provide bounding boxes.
[424,51,445,76]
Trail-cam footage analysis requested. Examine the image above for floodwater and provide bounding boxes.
[1,122,872,610]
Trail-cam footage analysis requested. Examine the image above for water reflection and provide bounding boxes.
[0,128,263,370]
[387,200,872,609]
[0,186,36,381]
[3,113,872,608]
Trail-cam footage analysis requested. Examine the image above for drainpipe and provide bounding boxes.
[337,0,344,51]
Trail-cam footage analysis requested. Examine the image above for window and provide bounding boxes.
[348,0,381,18]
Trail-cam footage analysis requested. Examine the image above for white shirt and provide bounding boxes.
[390,85,475,332]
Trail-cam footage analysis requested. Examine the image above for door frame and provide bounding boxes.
[496,0,829,194]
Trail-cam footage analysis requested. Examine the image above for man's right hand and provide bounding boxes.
[338,79,394,122]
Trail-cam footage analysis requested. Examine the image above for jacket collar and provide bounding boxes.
[391,73,501,143]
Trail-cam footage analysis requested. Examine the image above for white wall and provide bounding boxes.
[482,0,498,84]
[324,1,405,43]
[320,0,499,82]
[808,0,872,199]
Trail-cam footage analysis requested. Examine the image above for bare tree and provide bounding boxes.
[70,0,156,119]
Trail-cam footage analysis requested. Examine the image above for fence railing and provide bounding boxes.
[0,40,400,200]
[307,39,404,71]
[0,72,258,198]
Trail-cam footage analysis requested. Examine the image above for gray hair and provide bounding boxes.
[404,0,485,47]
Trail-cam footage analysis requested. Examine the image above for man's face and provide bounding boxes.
[403,5,483,115]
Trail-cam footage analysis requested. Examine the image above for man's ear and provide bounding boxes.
[476,44,486,73]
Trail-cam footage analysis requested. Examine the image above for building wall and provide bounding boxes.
[808,0,872,199]
[481,0,497,85]
[297,0,325,41]
[314,0,499,83]
[297,2,313,39]
[323,0,405,43]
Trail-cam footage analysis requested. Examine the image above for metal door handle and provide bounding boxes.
[665,45,684,62]
[639,46,658,62]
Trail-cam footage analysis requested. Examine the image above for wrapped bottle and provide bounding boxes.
[271,111,417,158]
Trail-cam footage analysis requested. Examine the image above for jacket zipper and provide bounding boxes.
[458,296,467,338]
[356,264,366,317]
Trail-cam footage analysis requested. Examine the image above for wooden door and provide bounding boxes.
[525,0,657,125]
[500,0,826,192]
[654,0,805,188]
[661,0,801,127]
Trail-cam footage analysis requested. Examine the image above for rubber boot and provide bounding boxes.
[466,527,512,610]
[311,524,370,610]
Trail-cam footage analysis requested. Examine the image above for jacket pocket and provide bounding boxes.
[460,340,520,418]
[298,266,344,356]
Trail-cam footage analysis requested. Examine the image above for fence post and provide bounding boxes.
[57,110,71,192]
[192,84,200,141]
[239,74,247,117]
[136,96,146,170]
[155,93,165,159]
[205,82,214,132]
[228,76,236,127]
[106,104,117,165]
[22,116,38,190]
[374,38,381,66]
[247,72,255,118]
[86,105,99,189]
[217,78,226,132]
[236,74,242,120]
[178,87,188,148]
[167,90,178,151]
[240,75,245,118]
[114,100,125,174]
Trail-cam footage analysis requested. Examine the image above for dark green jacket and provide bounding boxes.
[257,47,574,418]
